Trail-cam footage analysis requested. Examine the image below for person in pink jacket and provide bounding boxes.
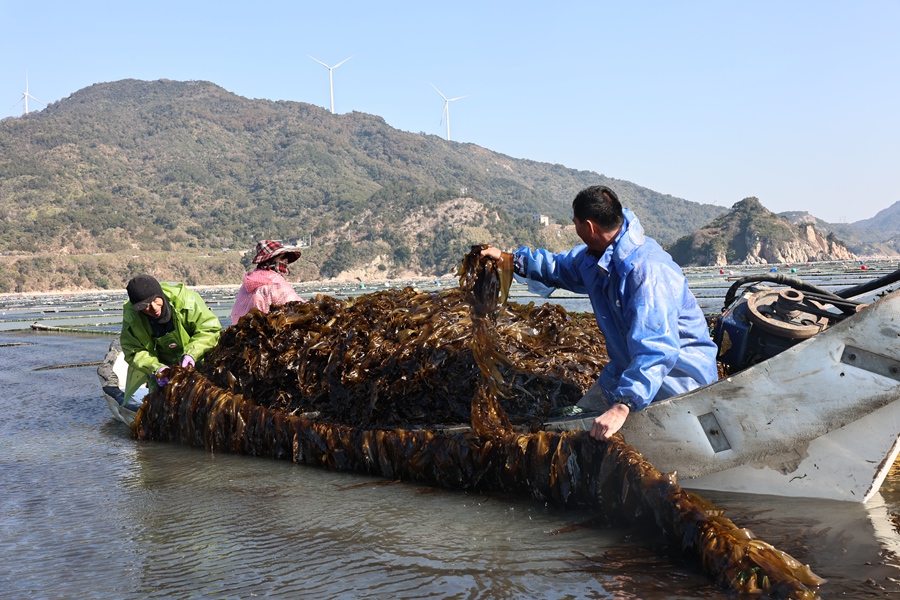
[231,240,307,323]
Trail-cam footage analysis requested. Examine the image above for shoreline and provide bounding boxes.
[1,258,895,300]
[0,275,458,301]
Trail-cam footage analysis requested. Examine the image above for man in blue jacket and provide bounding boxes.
[481,185,718,440]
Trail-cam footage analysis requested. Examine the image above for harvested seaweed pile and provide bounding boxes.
[199,285,607,428]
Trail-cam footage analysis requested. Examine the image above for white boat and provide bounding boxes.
[98,340,141,426]
[100,274,900,504]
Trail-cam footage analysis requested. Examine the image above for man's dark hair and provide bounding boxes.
[572,185,624,231]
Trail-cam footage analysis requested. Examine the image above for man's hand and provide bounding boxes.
[180,355,195,369]
[589,403,630,440]
[480,246,502,260]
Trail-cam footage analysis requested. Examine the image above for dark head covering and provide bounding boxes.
[252,240,301,265]
[126,275,164,311]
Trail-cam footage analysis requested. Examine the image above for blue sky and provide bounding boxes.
[2,1,898,223]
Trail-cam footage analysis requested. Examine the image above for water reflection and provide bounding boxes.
[113,444,663,599]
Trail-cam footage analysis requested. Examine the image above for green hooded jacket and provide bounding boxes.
[121,282,222,404]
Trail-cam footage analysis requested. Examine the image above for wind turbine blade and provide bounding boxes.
[308,55,330,68]
[25,93,44,106]
[448,95,469,102]
[333,55,354,69]
[430,83,447,100]
[10,97,24,111]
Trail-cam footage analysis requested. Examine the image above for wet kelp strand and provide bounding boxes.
[464,245,515,439]
[133,246,824,598]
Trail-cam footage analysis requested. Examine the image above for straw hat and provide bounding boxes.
[252,240,301,264]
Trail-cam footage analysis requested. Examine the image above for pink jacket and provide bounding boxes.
[231,269,304,323]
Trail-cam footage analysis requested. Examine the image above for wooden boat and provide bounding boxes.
[99,271,900,504]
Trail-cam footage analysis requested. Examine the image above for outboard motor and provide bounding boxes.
[715,286,833,372]
[712,272,878,374]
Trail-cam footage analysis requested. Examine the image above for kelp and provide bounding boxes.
[133,246,825,598]
[198,268,606,430]
[464,245,515,439]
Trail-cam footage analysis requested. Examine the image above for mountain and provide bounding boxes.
[0,79,726,292]
[666,197,855,266]
[780,202,900,258]
[853,201,900,242]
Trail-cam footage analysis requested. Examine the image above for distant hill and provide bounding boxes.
[780,202,900,258]
[853,201,900,242]
[667,197,855,266]
[0,79,726,292]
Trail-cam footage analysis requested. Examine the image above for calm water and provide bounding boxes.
[2,267,900,598]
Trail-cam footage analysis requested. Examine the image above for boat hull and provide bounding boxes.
[97,340,138,426]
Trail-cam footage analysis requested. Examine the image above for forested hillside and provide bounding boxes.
[0,79,726,292]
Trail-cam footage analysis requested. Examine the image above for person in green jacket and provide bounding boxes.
[120,275,222,409]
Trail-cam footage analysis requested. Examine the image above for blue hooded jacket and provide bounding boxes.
[514,209,718,411]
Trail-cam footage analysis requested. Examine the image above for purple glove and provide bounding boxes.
[181,355,195,369]
[154,366,170,387]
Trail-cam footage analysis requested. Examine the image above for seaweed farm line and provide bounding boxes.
[2,261,900,598]
[3,260,897,335]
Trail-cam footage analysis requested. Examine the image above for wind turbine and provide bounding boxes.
[10,71,44,116]
[308,55,353,114]
[431,83,468,141]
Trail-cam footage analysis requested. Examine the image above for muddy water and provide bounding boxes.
[2,331,899,598]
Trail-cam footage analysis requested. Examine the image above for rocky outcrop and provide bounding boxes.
[666,197,856,266]
[780,210,900,258]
